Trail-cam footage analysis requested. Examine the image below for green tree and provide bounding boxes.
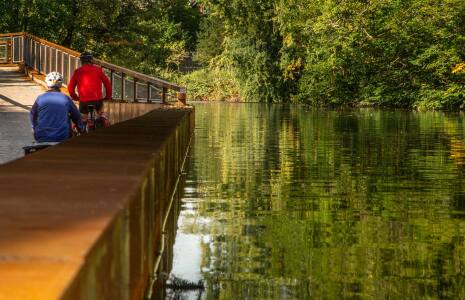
[195,0,286,102]
[0,0,199,80]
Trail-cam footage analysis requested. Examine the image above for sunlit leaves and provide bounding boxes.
[453,63,465,74]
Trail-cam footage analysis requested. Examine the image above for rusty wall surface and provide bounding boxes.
[149,174,184,300]
[105,102,166,125]
[0,106,194,300]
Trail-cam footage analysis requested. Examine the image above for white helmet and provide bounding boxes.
[45,72,63,89]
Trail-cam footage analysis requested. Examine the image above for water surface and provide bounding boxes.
[169,103,465,299]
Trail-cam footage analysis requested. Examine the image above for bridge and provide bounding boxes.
[0,33,194,299]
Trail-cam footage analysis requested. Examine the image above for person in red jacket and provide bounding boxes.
[68,52,112,127]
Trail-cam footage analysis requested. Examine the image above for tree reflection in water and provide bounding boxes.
[169,104,465,299]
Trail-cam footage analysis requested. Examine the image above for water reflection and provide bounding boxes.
[171,103,465,299]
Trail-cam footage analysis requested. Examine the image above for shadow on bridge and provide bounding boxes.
[0,93,32,110]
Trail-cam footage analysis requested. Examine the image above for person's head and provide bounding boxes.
[79,52,93,64]
[45,72,63,90]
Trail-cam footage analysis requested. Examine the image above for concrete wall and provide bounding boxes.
[0,106,194,300]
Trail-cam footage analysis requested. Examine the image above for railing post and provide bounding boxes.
[46,46,48,73]
[133,78,138,103]
[110,69,114,98]
[38,43,41,74]
[44,46,46,73]
[29,37,32,66]
[147,82,151,103]
[46,46,49,73]
[54,48,58,72]
[162,87,167,104]
[22,35,24,63]
[177,89,187,106]
[68,54,71,81]
[121,73,125,101]
[6,36,13,64]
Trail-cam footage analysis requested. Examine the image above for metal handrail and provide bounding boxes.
[0,32,187,104]
[0,32,25,38]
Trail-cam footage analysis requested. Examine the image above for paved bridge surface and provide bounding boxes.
[0,67,44,163]
[0,67,43,111]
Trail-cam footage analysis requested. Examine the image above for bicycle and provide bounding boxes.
[83,104,96,132]
[82,104,109,132]
[83,105,110,132]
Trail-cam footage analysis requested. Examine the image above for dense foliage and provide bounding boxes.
[1,0,464,108]
[0,0,200,76]
[192,0,465,108]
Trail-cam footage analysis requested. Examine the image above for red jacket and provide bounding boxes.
[68,64,112,102]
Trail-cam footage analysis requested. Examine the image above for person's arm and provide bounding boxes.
[67,98,84,132]
[68,71,79,101]
[101,69,112,99]
[30,100,38,130]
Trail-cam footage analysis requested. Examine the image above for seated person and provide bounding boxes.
[30,72,84,142]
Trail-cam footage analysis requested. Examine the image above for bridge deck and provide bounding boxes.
[0,67,44,164]
[0,67,44,112]
[0,67,194,299]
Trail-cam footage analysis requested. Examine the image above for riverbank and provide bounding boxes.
[180,66,465,111]
[153,54,465,110]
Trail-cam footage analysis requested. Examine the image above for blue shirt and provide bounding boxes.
[30,91,83,142]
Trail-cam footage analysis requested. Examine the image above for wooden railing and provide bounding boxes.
[0,32,187,105]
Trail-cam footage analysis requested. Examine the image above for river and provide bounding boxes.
[167,103,465,299]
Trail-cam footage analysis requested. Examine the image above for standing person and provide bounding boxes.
[67,52,112,126]
[30,72,84,142]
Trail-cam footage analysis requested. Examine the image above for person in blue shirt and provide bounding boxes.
[30,72,84,142]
